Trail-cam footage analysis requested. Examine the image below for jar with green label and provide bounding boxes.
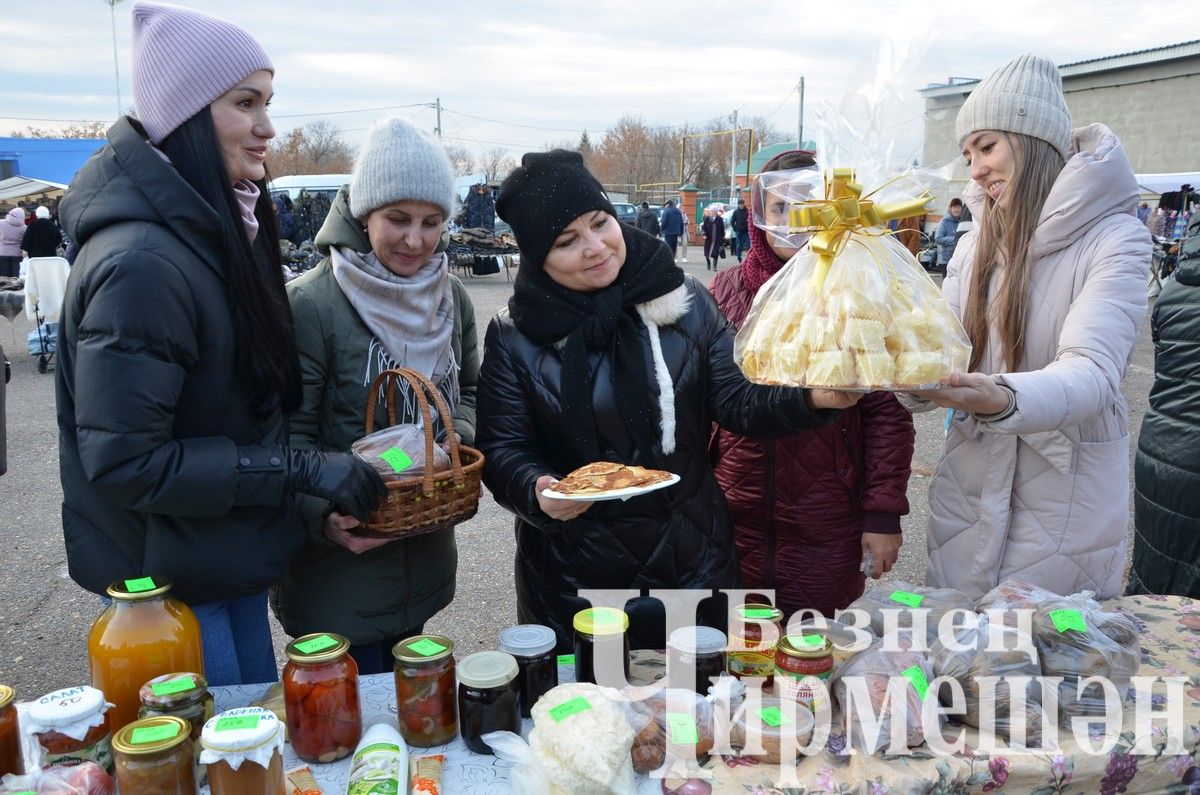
[27,685,114,773]
[138,672,211,785]
[0,685,23,777]
[113,715,194,794]
[573,607,630,686]
[774,633,832,710]
[393,634,457,747]
[199,707,285,795]
[283,633,361,763]
[728,604,784,686]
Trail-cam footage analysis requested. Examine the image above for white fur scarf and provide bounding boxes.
[635,284,691,455]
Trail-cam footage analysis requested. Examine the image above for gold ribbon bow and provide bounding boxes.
[787,167,931,293]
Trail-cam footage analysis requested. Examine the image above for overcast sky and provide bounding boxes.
[8,0,1199,170]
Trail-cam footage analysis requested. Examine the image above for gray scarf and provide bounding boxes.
[331,247,460,426]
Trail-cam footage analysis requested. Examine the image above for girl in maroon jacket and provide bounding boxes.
[708,150,916,619]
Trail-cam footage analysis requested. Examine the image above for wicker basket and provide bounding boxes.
[356,367,484,539]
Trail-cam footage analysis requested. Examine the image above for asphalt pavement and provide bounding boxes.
[0,249,1156,701]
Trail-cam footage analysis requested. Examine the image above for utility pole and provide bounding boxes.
[434,97,442,138]
[797,77,805,148]
[729,109,738,206]
[107,0,124,118]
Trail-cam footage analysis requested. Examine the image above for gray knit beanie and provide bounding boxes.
[349,118,456,221]
[955,54,1072,159]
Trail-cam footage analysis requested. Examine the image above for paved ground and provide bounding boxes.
[0,247,1156,700]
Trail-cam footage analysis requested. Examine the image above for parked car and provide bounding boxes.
[611,203,638,225]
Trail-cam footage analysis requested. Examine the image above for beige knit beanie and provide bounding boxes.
[955,54,1072,159]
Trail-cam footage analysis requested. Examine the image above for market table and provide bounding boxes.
[200,594,1200,794]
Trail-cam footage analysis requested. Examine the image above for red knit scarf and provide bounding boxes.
[739,216,788,297]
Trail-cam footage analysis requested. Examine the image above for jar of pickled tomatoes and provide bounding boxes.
[27,685,114,773]
[282,633,362,763]
[392,635,457,748]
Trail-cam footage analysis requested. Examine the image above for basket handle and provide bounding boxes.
[363,367,465,496]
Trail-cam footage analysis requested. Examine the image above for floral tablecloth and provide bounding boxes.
[205,595,1200,795]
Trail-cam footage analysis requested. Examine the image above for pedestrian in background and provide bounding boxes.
[730,197,749,262]
[0,208,24,277]
[934,198,964,272]
[636,200,660,236]
[21,206,61,258]
[702,205,724,270]
[900,54,1150,600]
[679,207,690,262]
[660,199,684,260]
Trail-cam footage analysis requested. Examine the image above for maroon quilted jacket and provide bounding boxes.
[708,251,915,619]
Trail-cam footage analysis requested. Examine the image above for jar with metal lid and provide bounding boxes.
[138,671,212,785]
[88,576,204,733]
[775,633,833,710]
[573,607,630,686]
[200,707,285,795]
[457,651,520,754]
[112,715,194,794]
[498,625,558,718]
[667,626,728,695]
[0,685,22,777]
[728,604,784,686]
[282,632,362,763]
[27,685,114,773]
[392,635,457,747]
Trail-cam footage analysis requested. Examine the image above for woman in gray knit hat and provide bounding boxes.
[901,54,1151,601]
[274,117,479,674]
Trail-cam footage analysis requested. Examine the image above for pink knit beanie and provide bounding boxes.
[131,1,274,145]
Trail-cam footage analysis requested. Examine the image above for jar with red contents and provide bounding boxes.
[727,604,784,687]
[0,685,23,777]
[282,633,362,763]
[28,685,114,774]
[774,633,833,710]
[392,635,457,747]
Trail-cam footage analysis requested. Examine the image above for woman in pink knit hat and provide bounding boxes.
[55,1,384,685]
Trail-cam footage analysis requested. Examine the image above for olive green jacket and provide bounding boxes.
[273,188,478,645]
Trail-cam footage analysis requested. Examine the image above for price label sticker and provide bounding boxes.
[550,696,592,723]
[379,447,414,473]
[294,634,339,655]
[757,706,792,727]
[215,715,260,732]
[889,590,925,607]
[799,634,824,647]
[130,723,180,744]
[1050,609,1088,634]
[666,712,700,745]
[557,654,575,666]
[741,607,776,619]
[150,676,196,697]
[124,576,157,593]
[902,665,930,701]
[407,638,448,657]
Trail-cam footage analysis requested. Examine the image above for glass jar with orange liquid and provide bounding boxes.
[88,576,204,732]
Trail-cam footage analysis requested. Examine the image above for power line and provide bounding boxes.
[763,84,799,119]
[272,102,432,119]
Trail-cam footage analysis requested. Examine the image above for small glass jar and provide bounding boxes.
[457,651,520,755]
[728,604,784,687]
[731,696,815,764]
[28,685,113,773]
[573,607,630,686]
[0,685,23,777]
[112,715,194,794]
[200,707,285,795]
[283,633,362,763]
[392,635,457,747]
[775,633,833,710]
[498,625,558,718]
[139,672,212,785]
[667,626,728,695]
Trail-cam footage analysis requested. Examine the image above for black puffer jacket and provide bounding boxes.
[476,275,837,650]
[1131,212,1200,598]
[56,117,304,605]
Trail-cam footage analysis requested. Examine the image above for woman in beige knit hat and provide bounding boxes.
[901,54,1151,601]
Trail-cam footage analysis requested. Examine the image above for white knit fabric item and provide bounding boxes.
[349,118,456,221]
[955,54,1071,159]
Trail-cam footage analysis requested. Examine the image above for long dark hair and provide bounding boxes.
[158,107,301,417]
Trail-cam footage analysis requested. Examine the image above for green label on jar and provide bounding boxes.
[379,447,414,473]
[124,576,157,593]
[150,676,197,697]
[557,654,575,666]
[889,590,925,607]
[215,715,260,732]
[407,638,447,657]
[294,634,339,655]
[757,707,791,727]
[550,696,592,722]
[666,712,699,745]
[741,607,776,619]
[1050,609,1088,634]
[799,634,823,647]
[901,665,930,701]
[131,723,180,744]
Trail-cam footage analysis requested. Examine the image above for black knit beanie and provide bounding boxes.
[496,149,616,269]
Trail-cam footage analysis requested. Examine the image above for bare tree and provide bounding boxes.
[444,144,477,177]
[480,147,517,182]
[14,121,108,139]
[268,121,356,176]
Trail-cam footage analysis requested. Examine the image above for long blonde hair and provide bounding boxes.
[961,131,1065,372]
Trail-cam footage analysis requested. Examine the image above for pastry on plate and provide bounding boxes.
[552,462,674,495]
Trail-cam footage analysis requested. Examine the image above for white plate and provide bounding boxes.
[541,473,681,502]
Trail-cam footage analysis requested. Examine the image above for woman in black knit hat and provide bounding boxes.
[475,150,861,652]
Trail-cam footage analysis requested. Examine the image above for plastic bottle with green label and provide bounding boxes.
[346,722,408,795]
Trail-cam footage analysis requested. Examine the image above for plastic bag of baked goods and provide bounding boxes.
[622,686,715,774]
[833,635,941,754]
[929,612,1046,744]
[351,422,449,479]
[1030,592,1141,725]
[975,578,1060,627]
[844,580,974,648]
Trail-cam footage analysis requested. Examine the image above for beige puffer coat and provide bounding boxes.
[903,123,1150,600]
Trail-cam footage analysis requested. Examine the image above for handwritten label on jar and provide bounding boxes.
[889,590,925,607]
[549,697,592,723]
[150,676,197,697]
[215,715,260,732]
[124,577,157,593]
[1050,609,1087,634]
[294,635,339,655]
[757,707,791,727]
[130,724,180,745]
[408,638,448,657]
[666,713,699,745]
[901,665,929,701]
[379,447,414,473]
